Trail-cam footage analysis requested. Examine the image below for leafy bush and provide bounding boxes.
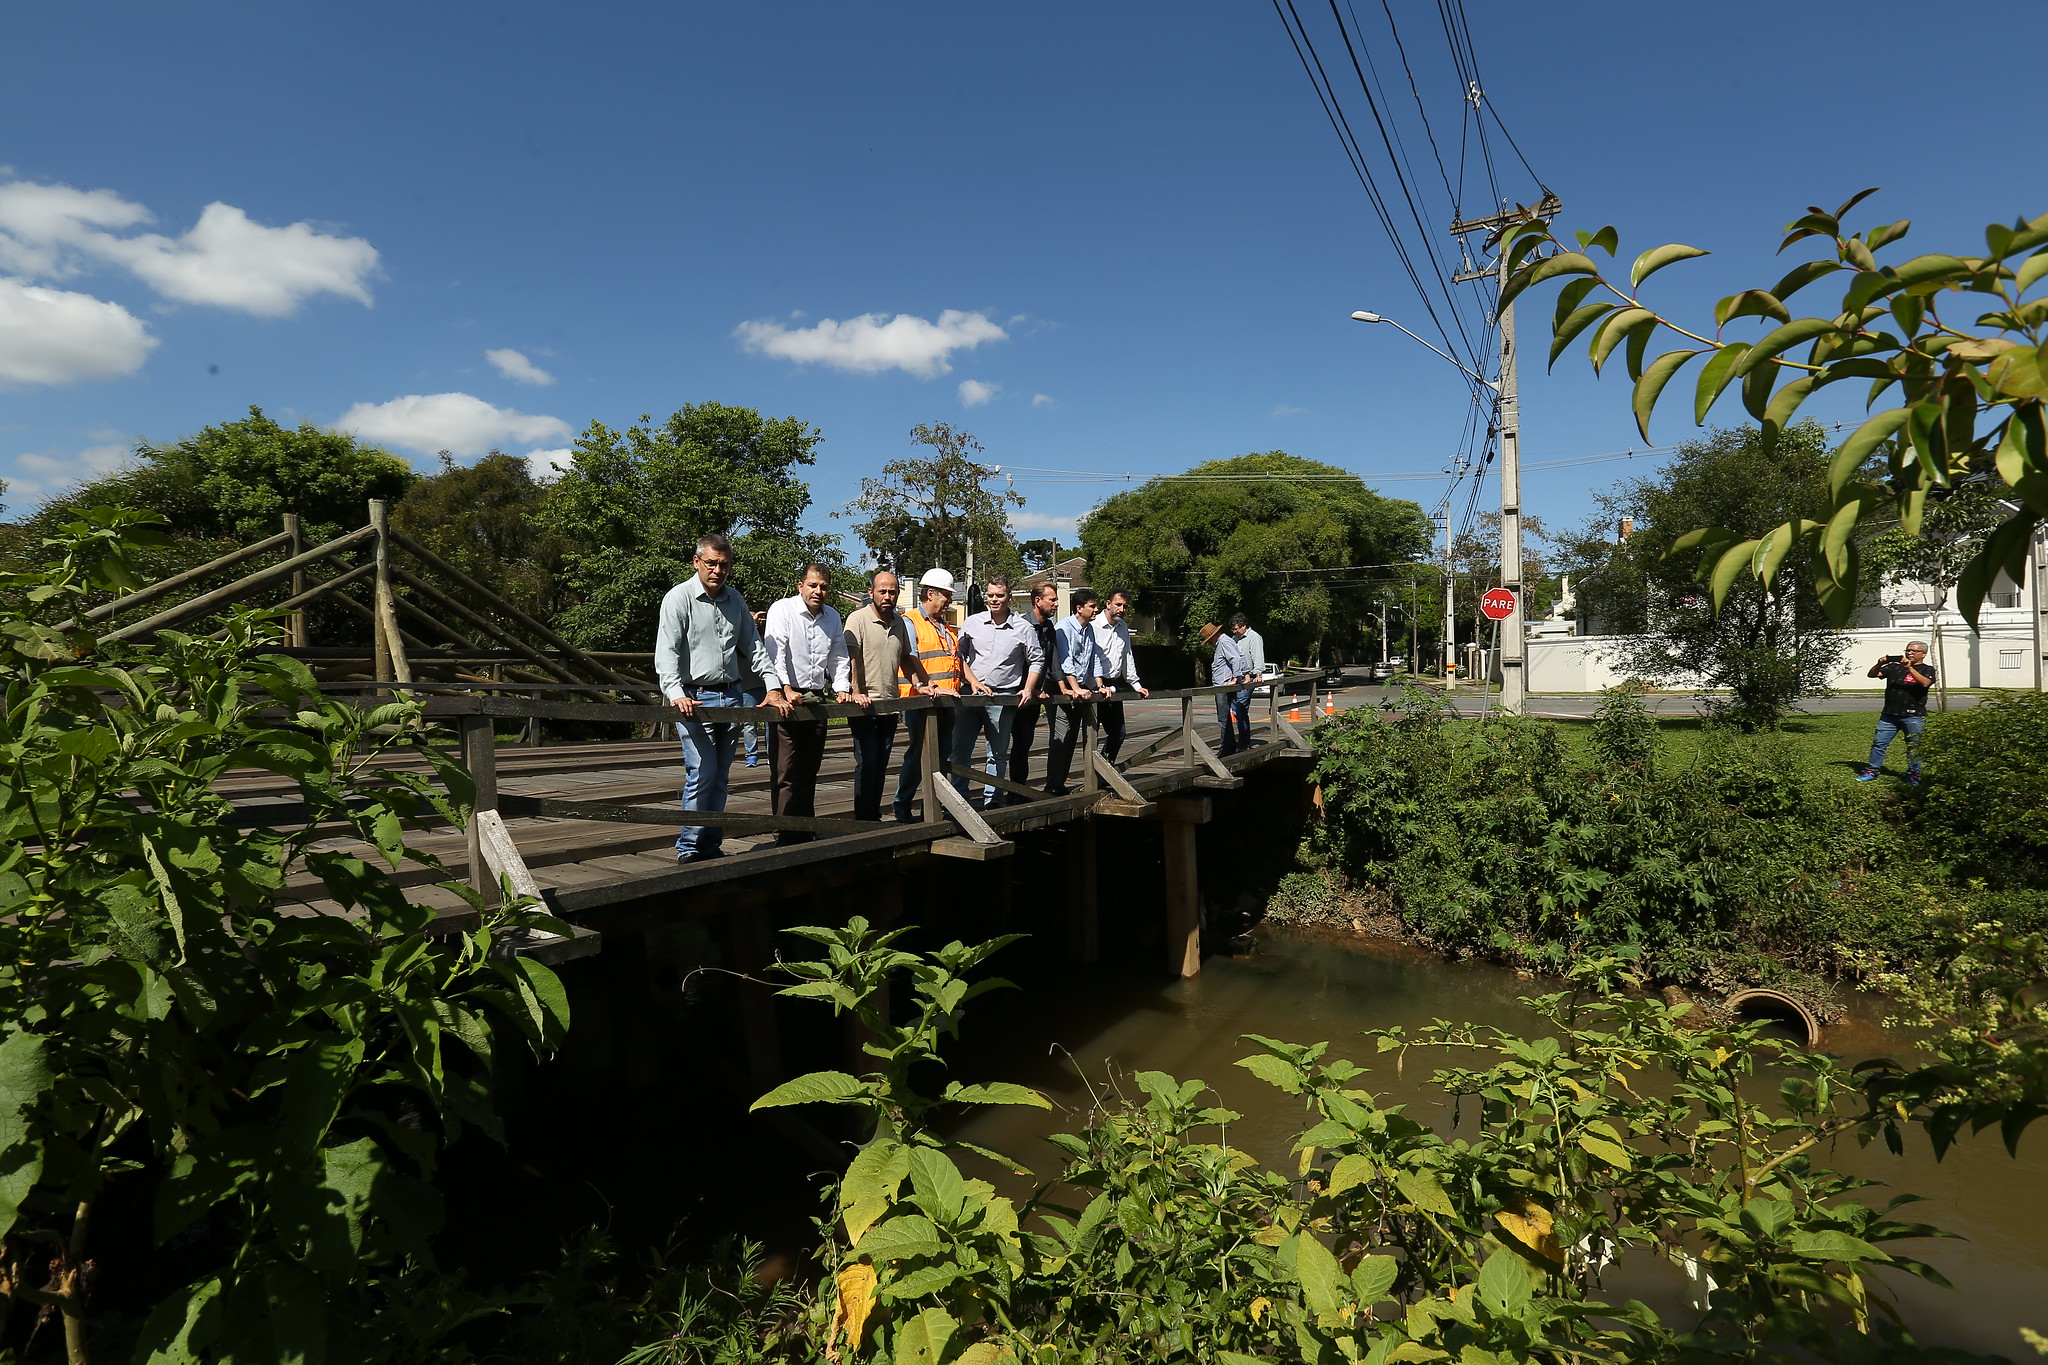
[1915,690,2048,888]
[735,923,2016,1365]
[0,513,570,1362]
[1305,687,1917,983]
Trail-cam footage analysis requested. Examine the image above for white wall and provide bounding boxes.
[1525,623,2036,693]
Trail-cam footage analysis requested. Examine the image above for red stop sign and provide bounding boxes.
[1480,587,1517,620]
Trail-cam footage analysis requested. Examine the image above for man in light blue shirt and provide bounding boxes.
[654,533,791,863]
[1203,619,1254,756]
[1046,589,1110,794]
[955,577,1044,809]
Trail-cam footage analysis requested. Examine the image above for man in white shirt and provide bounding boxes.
[763,563,853,845]
[1092,588,1150,762]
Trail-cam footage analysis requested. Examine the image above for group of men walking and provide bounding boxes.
[654,535,1231,864]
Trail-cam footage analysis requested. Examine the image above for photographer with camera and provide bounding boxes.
[1857,641,1935,786]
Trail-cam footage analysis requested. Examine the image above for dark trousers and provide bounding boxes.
[1007,702,1042,804]
[1044,702,1085,793]
[768,715,828,844]
[1099,696,1128,762]
[848,714,898,822]
[894,709,956,819]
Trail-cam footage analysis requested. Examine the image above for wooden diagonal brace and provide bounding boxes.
[1184,727,1236,781]
[1271,711,1314,751]
[929,777,1007,846]
[1090,749,1146,803]
[943,761,1048,804]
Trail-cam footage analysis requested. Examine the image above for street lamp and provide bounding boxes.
[1349,311,1499,393]
[1351,309,1495,688]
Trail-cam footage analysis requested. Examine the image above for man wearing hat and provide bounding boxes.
[1200,620,1254,756]
[893,567,964,821]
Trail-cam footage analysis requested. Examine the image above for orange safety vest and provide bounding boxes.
[899,607,961,696]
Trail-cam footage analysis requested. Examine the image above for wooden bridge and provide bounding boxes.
[78,503,1334,1094]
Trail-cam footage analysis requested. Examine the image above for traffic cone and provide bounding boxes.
[1323,696,1337,717]
[1287,696,1303,722]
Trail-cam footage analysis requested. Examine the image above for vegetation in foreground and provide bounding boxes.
[632,913,2047,1365]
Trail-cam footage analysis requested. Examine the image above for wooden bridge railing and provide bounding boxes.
[351,670,1327,903]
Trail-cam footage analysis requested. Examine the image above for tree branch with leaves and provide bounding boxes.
[1499,193,2048,625]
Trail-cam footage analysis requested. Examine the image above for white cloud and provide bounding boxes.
[1031,393,1054,407]
[525,447,574,479]
[957,379,1000,408]
[0,179,378,316]
[6,441,130,504]
[335,392,572,457]
[1011,509,1080,538]
[734,309,1005,378]
[0,278,156,384]
[0,181,149,276]
[1271,404,1309,417]
[485,347,555,386]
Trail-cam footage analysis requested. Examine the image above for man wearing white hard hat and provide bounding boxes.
[892,567,964,821]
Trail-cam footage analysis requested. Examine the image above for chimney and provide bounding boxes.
[1617,516,1635,541]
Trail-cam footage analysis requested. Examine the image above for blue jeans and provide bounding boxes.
[740,683,765,764]
[1214,689,1251,755]
[895,708,956,819]
[674,684,747,858]
[1867,713,1924,775]
[952,702,1017,806]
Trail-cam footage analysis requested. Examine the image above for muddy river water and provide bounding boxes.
[951,927,2046,1358]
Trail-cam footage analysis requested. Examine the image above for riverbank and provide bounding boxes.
[948,925,2047,1359]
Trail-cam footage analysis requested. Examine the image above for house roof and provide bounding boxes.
[1018,556,1088,591]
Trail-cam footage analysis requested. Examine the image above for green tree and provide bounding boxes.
[1078,452,1434,664]
[1498,195,2048,625]
[392,451,570,627]
[838,423,1024,580]
[1569,424,1845,729]
[539,403,841,651]
[26,405,416,545]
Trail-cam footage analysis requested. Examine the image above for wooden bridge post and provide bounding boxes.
[1159,794,1210,978]
[282,513,307,648]
[920,705,942,824]
[460,712,499,903]
[367,500,413,692]
[1181,694,1195,768]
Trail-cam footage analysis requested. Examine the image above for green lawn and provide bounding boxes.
[1538,709,1894,787]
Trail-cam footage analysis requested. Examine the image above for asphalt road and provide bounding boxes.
[1313,679,1985,718]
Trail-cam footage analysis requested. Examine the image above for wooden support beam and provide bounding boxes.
[55,528,297,633]
[283,513,307,648]
[930,776,1006,847]
[100,525,375,642]
[1184,725,1237,782]
[1090,749,1145,803]
[369,500,407,690]
[391,563,615,700]
[1162,813,1201,979]
[1065,817,1098,963]
[497,792,879,836]
[943,761,1050,805]
[460,714,498,904]
[387,527,655,691]
[1271,711,1314,752]
[1113,726,1182,772]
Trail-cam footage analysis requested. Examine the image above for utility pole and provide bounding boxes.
[1379,597,1389,666]
[1439,510,1455,685]
[1452,190,1558,715]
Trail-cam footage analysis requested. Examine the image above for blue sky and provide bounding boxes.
[2,1,2035,553]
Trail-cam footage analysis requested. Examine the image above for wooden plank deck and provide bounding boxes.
[242,688,1322,950]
